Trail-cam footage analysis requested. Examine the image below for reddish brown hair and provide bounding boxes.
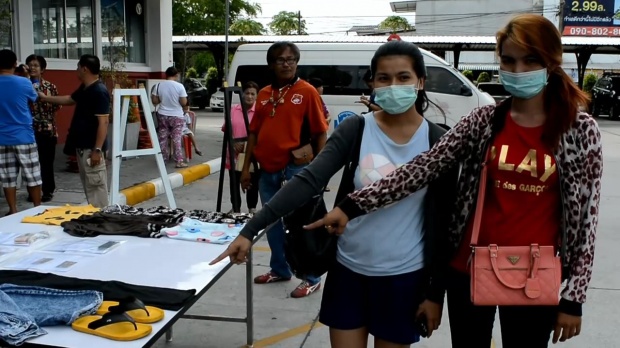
[496,14,590,149]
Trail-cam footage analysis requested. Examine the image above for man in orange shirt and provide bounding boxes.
[240,42,328,298]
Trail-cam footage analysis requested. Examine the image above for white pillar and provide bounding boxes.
[146,0,173,73]
[13,0,34,61]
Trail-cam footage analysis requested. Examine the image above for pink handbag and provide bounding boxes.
[469,149,562,306]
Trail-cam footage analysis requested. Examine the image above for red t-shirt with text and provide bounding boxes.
[451,112,562,273]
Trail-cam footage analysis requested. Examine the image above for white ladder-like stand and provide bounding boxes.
[109,87,176,208]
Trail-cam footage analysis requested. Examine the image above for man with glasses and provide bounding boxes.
[239,41,328,298]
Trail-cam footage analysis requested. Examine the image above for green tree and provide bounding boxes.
[379,15,412,33]
[172,0,262,36]
[477,72,491,84]
[192,52,215,76]
[0,0,11,49]
[186,67,198,78]
[230,18,266,35]
[583,73,598,93]
[269,11,307,35]
[172,0,262,85]
[461,70,474,82]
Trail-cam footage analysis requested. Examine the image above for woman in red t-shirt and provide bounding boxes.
[314,14,602,348]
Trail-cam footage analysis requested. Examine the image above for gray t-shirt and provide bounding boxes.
[337,113,429,276]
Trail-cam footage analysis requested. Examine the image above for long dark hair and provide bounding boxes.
[370,40,435,117]
[497,14,590,149]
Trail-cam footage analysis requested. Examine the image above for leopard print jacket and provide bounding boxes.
[341,102,603,304]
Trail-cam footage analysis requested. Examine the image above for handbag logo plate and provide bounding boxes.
[507,256,520,265]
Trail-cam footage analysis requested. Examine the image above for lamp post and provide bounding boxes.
[224,0,230,82]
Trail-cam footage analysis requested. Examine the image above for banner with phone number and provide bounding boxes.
[562,0,620,36]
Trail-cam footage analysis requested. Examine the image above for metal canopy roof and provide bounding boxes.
[172,35,620,54]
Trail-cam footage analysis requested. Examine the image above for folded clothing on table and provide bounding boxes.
[21,205,100,226]
[161,217,243,244]
[61,211,184,238]
[102,205,253,224]
[0,270,195,311]
[0,283,102,346]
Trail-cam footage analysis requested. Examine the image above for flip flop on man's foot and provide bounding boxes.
[195,149,203,156]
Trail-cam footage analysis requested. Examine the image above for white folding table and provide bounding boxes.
[0,206,259,348]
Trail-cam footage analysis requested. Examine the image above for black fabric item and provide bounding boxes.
[0,270,195,311]
[100,205,253,224]
[35,133,57,195]
[282,116,365,280]
[282,195,335,280]
[61,212,183,238]
[229,170,260,212]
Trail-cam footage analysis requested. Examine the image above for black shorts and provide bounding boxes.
[319,260,425,345]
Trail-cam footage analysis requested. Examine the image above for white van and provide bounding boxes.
[227,43,495,130]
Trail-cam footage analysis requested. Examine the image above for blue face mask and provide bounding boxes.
[373,84,418,115]
[499,68,548,99]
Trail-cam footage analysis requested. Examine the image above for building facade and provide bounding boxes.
[4,0,174,143]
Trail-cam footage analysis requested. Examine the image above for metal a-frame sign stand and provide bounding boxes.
[215,82,255,212]
[109,86,177,208]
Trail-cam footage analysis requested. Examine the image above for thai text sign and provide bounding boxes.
[563,0,620,36]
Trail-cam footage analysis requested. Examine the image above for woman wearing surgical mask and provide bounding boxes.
[210,40,458,348]
[312,14,602,348]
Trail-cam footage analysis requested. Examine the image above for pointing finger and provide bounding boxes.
[209,250,230,265]
[303,218,325,230]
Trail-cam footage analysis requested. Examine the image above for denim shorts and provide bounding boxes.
[0,283,103,346]
[319,261,425,345]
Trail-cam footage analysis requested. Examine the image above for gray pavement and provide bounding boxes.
[4,112,620,347]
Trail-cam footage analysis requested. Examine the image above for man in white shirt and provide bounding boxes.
[151,67,189,168]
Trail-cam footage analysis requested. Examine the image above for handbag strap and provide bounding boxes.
[470,146,491,246]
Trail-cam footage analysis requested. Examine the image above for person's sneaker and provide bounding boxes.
[290,281,321,298]
[41,193,53,203]
[254,271,291,284]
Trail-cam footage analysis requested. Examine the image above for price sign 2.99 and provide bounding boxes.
[563,0,620,36]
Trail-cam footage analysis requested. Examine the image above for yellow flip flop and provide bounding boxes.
[96,297,164,324]
[72,312,152,341]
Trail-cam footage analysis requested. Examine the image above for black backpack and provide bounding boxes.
[282,116,365,280]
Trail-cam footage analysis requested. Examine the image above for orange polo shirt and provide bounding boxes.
[249,79,328,173]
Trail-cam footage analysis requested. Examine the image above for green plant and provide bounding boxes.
[186,67,198,79]
[477,72,491,84]
[583,73,598,93]
[205,66,220,94]
[462,70,474,82]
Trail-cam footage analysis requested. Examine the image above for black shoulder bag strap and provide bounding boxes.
[334,116,366,206]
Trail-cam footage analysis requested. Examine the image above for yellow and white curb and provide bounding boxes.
[118,157,222,206]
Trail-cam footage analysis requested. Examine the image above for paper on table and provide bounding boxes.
[0,246,19,259]
[42,239,123,254]
[0,252,92,273]
[0,231,50,246]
